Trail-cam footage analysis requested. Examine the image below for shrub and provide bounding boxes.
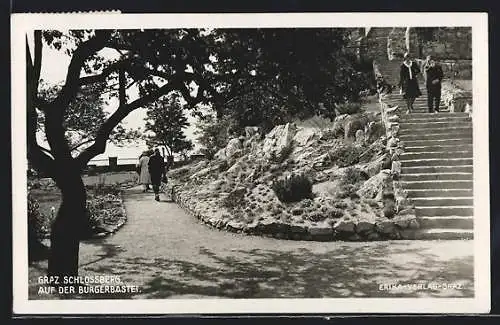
[334,201,348,209]
[329,208,344,219]
[87,183,121,196]
[342,167,368,186]
[82,189,124,237]
[222,187,247,209]
[272,173,313,203]
[307,212,328,222]
[336,184,359,199]
[28,193,50,242]
[28,193,50,261]
[86,198,105,232]
[328,144,363,167]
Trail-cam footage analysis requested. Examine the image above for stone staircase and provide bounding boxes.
[376,60,402,89]
[369,28,474,240]
[395,99,474,240]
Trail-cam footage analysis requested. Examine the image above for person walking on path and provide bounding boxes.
[148,148,167,202]
[136,151,152,192]
[399,52,422,114]
[424,55,444,113]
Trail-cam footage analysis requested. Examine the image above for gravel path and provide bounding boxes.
[30,185,474,299]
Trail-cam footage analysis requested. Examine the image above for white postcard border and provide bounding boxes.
[11,12,490,314]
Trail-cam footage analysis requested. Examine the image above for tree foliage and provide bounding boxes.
[37,81,140,154]
[194,114,233,160]
[144,92,193,158]
[208,28,371,127]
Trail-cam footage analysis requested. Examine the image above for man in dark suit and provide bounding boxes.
[148,148,166,201]
[424,55,444,113]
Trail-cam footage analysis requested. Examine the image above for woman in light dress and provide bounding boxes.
[136,151,152,192]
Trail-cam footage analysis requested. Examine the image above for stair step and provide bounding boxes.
[401,158,472,167]
[410,228,474,240]
[407,189,473,198]
[401,172,472,181]
[411,197,473,206]
[401,116,471,123]
[401,112,469,119]
[404,144,472,153]
[402,165,473,174]
[399,131,472,141]
[418,216,473,229]
[400,151,472,160]
[409,110,451,114]
[399,126,472,136]
[402,138,472,147]
[400,122,472,130]
[416,206,473,216]
[401,180,473,190]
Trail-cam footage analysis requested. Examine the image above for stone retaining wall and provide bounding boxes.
[173,184,419,241]
[441,81,473,115]
[384,27,472,79]
[373,60,418,224]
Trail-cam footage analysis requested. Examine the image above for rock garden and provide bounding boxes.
[168,109,418,242]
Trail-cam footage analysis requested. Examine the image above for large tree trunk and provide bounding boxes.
[47,168,87,278]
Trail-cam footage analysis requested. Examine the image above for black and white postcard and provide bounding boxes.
[11,12,490,314]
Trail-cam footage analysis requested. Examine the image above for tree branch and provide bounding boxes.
[69,138,96,152]
[44,31,112,162]
[33,30,42,89]
[119,67,126,106]
[26,35,55,176]
[75,80,183,168]
[78,60,123,86]
[52,30,112,111]
[38,145,54,158]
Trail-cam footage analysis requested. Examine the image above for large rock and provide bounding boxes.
[358,153,389,177]
[355,129,365,144]
[309,226,334,236]
[293,127,318,146]
[375,220,395,234]
[213,148,227,160]
[262,123,298,159]
[334,220,355,233]
[225,138,243,159]
[356,170,392,199]
[356,221,375,233]
[391,161,402,178]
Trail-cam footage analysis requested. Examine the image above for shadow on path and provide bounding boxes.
[81,244,473,299]
[29,186,474,300]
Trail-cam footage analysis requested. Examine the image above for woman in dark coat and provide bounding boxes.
[399,52,422,113]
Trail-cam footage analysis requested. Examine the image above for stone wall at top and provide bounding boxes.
[401,27,472,79]
[416,27,472,60]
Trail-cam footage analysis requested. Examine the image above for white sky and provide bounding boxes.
[35,37,202,163]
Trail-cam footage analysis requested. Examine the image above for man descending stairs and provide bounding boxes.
[398,105,474,240]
